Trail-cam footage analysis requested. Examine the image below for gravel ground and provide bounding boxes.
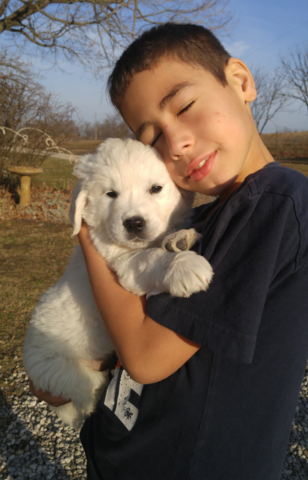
[0,363,307,479]
[0,367,87,480]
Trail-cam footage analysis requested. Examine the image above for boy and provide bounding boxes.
[31,24,308,479]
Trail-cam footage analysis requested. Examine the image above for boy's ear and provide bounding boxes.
[225,58,257,103]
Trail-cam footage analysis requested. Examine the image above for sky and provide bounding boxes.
[6,0,308,133]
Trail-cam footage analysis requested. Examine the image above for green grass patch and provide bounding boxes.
[0,220,78,397]
[31,157,78,189]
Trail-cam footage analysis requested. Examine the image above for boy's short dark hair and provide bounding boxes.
[108,23,231,111]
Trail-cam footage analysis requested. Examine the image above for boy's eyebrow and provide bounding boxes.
[136,81,196,139]
[159,81,196,109]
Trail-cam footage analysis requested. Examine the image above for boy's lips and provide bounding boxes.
[187,152,216,182]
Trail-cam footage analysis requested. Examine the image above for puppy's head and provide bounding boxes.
[70,138,193,249]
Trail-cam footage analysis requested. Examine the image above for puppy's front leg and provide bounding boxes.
[154,249,213,297]
[113,247,213,298]
[162,228,202,252]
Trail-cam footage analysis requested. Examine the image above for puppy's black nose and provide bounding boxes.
[123,216,146,233]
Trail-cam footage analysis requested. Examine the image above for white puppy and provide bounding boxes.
[23,138,213,428]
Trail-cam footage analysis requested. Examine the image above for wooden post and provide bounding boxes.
[8,166,43,207]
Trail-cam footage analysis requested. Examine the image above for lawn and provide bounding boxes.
[31,157,78,190]
[0,221,78,403]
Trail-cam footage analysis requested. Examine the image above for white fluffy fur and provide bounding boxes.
[23,138,213,428]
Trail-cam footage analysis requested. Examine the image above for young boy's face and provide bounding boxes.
[120,56,263,200]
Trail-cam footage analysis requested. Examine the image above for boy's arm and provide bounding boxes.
[78,222,200,384]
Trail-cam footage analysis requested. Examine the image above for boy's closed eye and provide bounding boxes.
[151,101,195,146]
[151,132,162,147]
[178,100,194,116]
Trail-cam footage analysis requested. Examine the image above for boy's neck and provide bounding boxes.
[218,125,275,205]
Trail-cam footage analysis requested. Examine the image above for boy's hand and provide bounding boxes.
[162,228,202,252]
[29,379,71,407]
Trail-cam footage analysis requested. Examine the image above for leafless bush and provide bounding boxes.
[0,66,79,182]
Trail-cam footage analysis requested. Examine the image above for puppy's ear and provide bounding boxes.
[69,182,88,236]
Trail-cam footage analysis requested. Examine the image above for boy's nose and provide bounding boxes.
[165,126,193,160]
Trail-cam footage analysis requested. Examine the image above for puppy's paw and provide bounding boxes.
[164,251,213,297]
[162,228,202,252]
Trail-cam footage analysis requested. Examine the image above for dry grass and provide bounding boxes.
[31,157,78,189]
[60,139,103,155]
[280,160,308,177]
[261,130,308,159]
[194,160,308,206]
[0,220,78,398]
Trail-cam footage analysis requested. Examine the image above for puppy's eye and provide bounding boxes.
[150,185,163,194]
[106,191,118,198]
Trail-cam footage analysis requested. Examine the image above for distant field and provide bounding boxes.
[261,130,308,159]
[27,156,308,209]
[25,131,308,191]
[60,139,103,155]
[1,131,306,192]
[61,131,308,159]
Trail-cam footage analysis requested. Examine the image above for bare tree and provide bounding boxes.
[0,73,78,141]
[250,67,288,134]
[79,113,130,140]
[0,47,33,78]
[79,121,95,140]
[280,45,308,111]
[0,67,79,179]
[0,0,233,73]
[99,113,130,139]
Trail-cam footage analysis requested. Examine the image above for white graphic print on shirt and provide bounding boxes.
[104,367,144,431]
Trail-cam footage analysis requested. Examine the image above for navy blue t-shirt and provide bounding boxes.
[81,162,308,480]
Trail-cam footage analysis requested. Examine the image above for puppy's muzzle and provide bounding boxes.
[123,216,146,234]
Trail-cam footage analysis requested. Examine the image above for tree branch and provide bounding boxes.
[0,0,233,74]
[0,0,11,18]
[280,46,308,111]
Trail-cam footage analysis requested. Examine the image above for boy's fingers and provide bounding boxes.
[29,379,71,407]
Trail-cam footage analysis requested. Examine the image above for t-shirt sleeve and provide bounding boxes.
[145,183,301,364]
